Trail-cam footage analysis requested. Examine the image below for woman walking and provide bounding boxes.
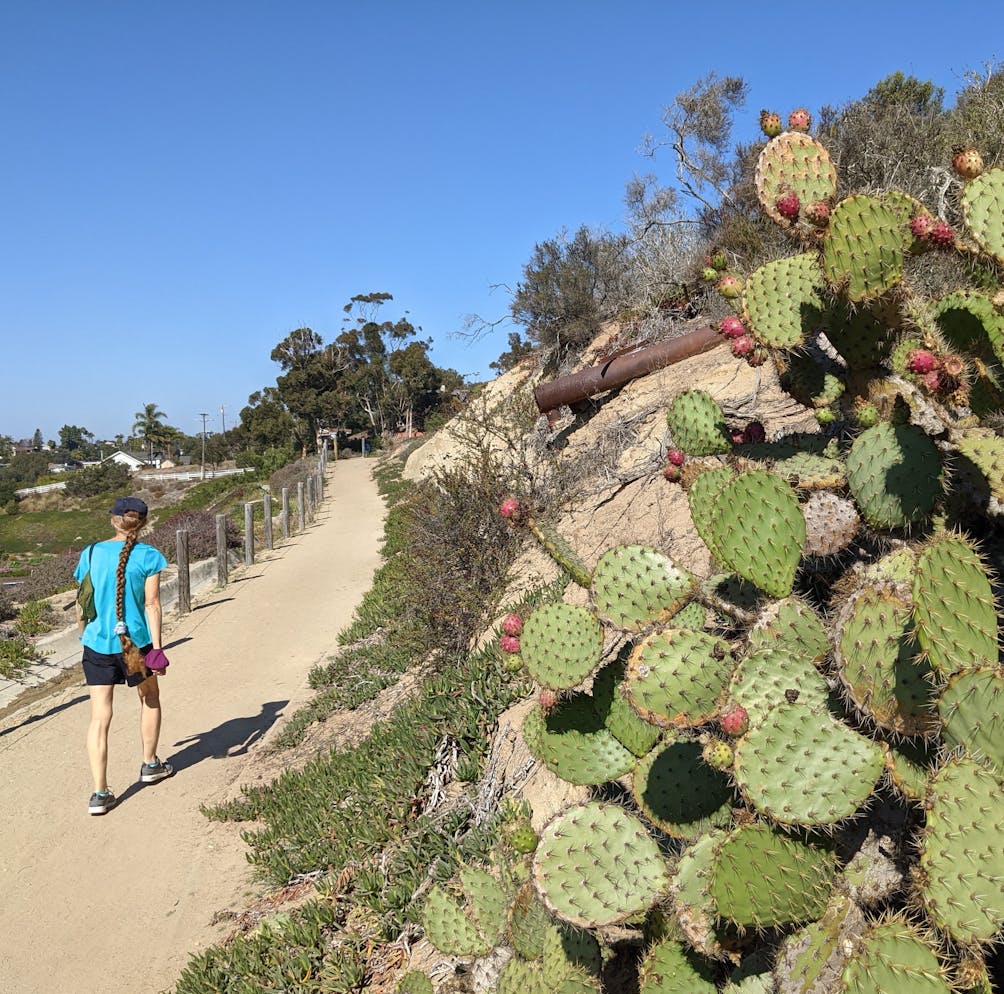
[74,496,173,814]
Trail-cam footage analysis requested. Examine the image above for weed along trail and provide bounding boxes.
[0,457,385,994]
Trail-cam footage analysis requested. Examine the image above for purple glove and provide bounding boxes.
[145,648,170,673]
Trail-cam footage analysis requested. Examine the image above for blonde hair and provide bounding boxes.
[113,509,148,675]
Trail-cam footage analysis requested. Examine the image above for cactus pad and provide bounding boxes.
[821,195,910,301]
[734,702,885,826]
[845,423,942,530]
[632,736,734,839]
[955,430,1004,502]
[772,450,847,491]
[671,829,729,958]
[821,299,896,370]
[839,919,951,994]
[709,823,837,929]
[749,597,828,663]
[708,471,805,598]
[532,802,671,928]
[687,466,736,562]
[962,167,1004,263]
[938,667,1004,776]
[755,132,837,225]
[934,290,1004,364]
[520,603,604,689]
[523,698,636,786]
[912,533,997,676]
[637,937,718,994]
[727,645,830,725]
[883,740,934,802]
[592,660,662,758]
[422,866,507,956]
[918,755,1004,944]
[624,628,734,728]
[590,545,698,632]
[802,492,859,556]
[743,252,827,350]
[834,581,937,736]
[667,389,731,456]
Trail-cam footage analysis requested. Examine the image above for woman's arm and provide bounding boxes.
[144,572,163,650]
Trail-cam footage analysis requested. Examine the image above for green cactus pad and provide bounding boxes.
[821,195,910,302]
[709,823,837,929]
[773,452,847,491]
[637,937,718,994]
[532,802,671,928]
[882,740,935,802]
[743,253,827,350]
[540,922,603,985]
[912,533,997,676]
[938,667,1004,776]
[862,546,917,584]
[422,867,506,956]
[780,353,847,410]
[834,581,938,736]
[624,628,734,729]
[919,756,1004,943]
[590,545,698,632]
[687,466,736,562]
[775,894,865,994]
[671,829,730,958]
[507,884,552,959]
[845,423,942,530]
[934,290,1004,364]
[708,471,805,598]
[754,132,838,225]
[672,599,709,630]
[734,702,885,826]
[632,736,734,839]
[523,698,636,786]
[839,918,951,994]
[497,956,600,994]
[955,430,1004,501]
[727,646,830,725]
[667,389,731,456]
[821,299,896,370]
[520,603,604,690]
[396,972,434,994]
[749,597,828,663]
[962,167,1004,263]
[592,660,662,758]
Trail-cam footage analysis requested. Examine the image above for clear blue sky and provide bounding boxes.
[0,1,996,442]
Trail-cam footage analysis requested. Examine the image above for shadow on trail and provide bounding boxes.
[0,694,89,737]
[165,699,288,774]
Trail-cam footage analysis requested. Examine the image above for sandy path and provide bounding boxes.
[0,458,385,994]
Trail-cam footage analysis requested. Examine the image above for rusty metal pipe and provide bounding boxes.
[533,325,725,414]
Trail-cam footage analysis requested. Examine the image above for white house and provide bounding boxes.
[101,450,159,472]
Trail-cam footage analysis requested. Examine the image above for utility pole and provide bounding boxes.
[198,412,209,480]
[220,404,227,435]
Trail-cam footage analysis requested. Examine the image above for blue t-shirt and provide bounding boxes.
[74,540,168,654]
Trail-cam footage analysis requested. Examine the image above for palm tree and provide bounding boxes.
[132,403,167,460]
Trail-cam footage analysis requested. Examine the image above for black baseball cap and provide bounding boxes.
[111,496,149,516]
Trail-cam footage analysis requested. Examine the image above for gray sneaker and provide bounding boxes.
[88,790,116,815]
[140,758,174,784]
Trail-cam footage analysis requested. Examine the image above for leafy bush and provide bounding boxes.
[236,444,296,477]
[268,455,318,495]
[13,599,54,636]
[62,462,131,498]
[15,550,78,602]
[0,632,43,679]
[147,510,241,564]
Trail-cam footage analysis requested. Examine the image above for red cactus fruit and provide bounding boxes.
[667,448,686,467]
[804,200,831,227]
[760,109,783,138]
[952,146,984,180]
[730,335,755,358]
[719,316,746,339]
[788,107,811,132]
[539,689,559,712]
[775,193,801,220]
[922,370,942,393]
[499,497,521,519]
[910,213,935,240]
[501,613,523,637]
[717,274,743,299]
[663,464,682,483]
[731,428,746,445]
[500,634,521,654]
[720,705,749,737]
[907,350,940,375]
[742,421,767,445]
[929,220,955,247]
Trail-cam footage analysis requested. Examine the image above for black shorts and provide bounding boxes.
[81,644,154,687]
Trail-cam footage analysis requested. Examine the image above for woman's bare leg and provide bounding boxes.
[136,674,162,765]
[86,685,114,792]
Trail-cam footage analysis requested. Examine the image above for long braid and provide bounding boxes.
[114,514,148,676]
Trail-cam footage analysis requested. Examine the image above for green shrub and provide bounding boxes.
[62,462,131,498]
[13,599,53,636]
[0,632,43,679]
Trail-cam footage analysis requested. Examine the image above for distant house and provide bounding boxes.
[48,459,83,474]
[101,450,158,472]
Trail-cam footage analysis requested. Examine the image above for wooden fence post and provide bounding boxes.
[281,487,290,540]
[297,482,305,532]
[215,514,229,586]
[244,502,255,566]
[176,529,191,614]
[306,475,315,523]
[263,493,273,550]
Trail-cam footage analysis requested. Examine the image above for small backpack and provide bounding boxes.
[76,543,98,631]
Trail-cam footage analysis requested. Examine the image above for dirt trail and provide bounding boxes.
[0,458,385,994]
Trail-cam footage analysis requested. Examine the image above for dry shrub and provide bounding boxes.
[15,550,78,602]
[147,510,241,563]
